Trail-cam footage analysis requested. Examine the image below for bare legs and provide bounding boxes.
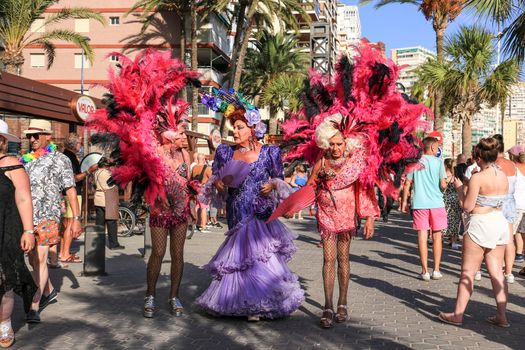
[417,230,442,274]
[504,224,515,277]
[28,246,53,311]
[440,234,507,324]
[146,223,187,298]
[60,218,74,261]
[0,291,14,344]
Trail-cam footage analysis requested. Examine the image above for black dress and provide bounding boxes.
[0,163,37,312]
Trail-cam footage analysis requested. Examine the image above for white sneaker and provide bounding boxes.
[505,273,515,284]
[420,272,431,281]
[474,271,482,281]
[431,271,443,280]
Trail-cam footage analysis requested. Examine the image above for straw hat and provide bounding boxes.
[0,120,20,143]
[23,119,52,135]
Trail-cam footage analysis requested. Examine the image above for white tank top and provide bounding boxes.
[514,167,525,210]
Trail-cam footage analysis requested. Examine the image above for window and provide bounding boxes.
[75,19,90,33]
[109,17,120,26]
[110,55,119,62]
[30,53,45,68]
[74,53,90,68]
[30,18,45,33]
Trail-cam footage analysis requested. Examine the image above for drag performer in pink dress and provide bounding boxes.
[86,50,200,318]
[197,92,304,321]
[281,41,430,328]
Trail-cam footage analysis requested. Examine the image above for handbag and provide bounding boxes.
[95,170,120,220]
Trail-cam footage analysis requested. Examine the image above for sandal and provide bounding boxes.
[0,326,14,348]
[320,309,334,329]
[335,305,348,323]
[437,312,462,326]
[486,316,510,328]
[61,255,82,263]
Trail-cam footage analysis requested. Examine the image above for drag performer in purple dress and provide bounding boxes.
[197,93,304,321]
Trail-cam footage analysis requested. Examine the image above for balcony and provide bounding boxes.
[198,29,230,56]
[197,67,225,85]
[294,0,321,21]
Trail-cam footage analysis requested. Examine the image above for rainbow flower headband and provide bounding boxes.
[201,88,267,139]
[20,143,57,164]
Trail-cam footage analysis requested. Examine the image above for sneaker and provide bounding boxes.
[26,310,40,324]
[109,245,125,250]
[197,227,210,233]
[143,295,155,318]
[214,222,223,229]
[474,271,482,281]
[505,273,515,284]
[515,254,525,263]
[431,271,443,280]
[451,243,461,250]
[420,272,431,281]
[39,288,58,311]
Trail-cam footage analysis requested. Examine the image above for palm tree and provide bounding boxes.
[360,0,465,133]
[466,0,525,60]
[230,0,309,91]
[414,26,520,156]
[240,31,308,134]
[128,0,229,131]
[262,74,305,134]
[0,0,106,74]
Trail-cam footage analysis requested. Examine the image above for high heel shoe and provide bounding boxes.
[143,295,155,318]
[169,297,184,317]
[335,305,348,323]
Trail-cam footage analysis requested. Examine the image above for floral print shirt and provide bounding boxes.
[24,151,75,225]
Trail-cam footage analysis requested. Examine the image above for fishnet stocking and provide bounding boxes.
[146,223,188,298]
[322,233,351,309]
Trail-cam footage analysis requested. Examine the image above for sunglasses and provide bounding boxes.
[26,133,46,140]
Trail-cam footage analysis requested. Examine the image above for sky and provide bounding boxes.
[344,1,497,57]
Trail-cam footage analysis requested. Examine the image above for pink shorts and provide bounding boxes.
[412,208,448,231]
[196,201,208,210]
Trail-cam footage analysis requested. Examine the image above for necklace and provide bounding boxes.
[238,145,252,154]
[20,143,57,164]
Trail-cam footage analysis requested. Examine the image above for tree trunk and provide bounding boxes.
[462,117,472,158]
[433,16,448,134]
[269,105,278,135]
[179,14,188,102]
[233,18,256,91]
[190,2,199,132]
[229,2,247,87]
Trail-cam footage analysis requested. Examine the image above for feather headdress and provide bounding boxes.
[282,41,432,198]
[86,49,200,205]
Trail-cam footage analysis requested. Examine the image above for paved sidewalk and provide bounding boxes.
[11,212,525,349]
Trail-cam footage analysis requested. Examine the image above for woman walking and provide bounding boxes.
[439,138,510,327]
[443,159,462,250]
[0,121,37,347]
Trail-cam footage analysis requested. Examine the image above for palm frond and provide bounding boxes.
[502,10,525,62]
[43,7,107,27]
[30,30,95,63]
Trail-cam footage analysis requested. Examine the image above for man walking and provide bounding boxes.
[22,120,81,322]
[401,137,447,281]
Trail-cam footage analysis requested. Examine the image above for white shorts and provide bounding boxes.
[513,209,525,234]
[466,211,509,249]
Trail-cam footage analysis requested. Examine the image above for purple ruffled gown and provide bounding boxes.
[196,144,304,318]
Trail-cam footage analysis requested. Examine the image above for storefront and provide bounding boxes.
[0,71,101,152]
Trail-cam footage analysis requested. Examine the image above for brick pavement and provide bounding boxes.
[10,212,525,349]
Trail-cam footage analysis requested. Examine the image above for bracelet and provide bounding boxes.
[73,215,82,221]
[23,230,35,235]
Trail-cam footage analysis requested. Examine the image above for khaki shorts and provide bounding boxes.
[64,195,82,218]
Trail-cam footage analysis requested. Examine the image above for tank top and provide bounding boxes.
[515,167,525,210]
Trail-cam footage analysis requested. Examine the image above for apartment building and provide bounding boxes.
[390,46,435,91]
[19,0,231,137]
[336,3,361,54]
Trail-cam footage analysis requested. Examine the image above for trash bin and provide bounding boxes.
[83,225,106,276]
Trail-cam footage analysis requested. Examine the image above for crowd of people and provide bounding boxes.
[1,44,524,348]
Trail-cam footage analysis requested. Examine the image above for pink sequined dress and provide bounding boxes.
[316,152,379,238]
[149,163,190,229]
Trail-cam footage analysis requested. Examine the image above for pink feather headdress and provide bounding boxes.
[281,41,432,199]
[86,49,200,205]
